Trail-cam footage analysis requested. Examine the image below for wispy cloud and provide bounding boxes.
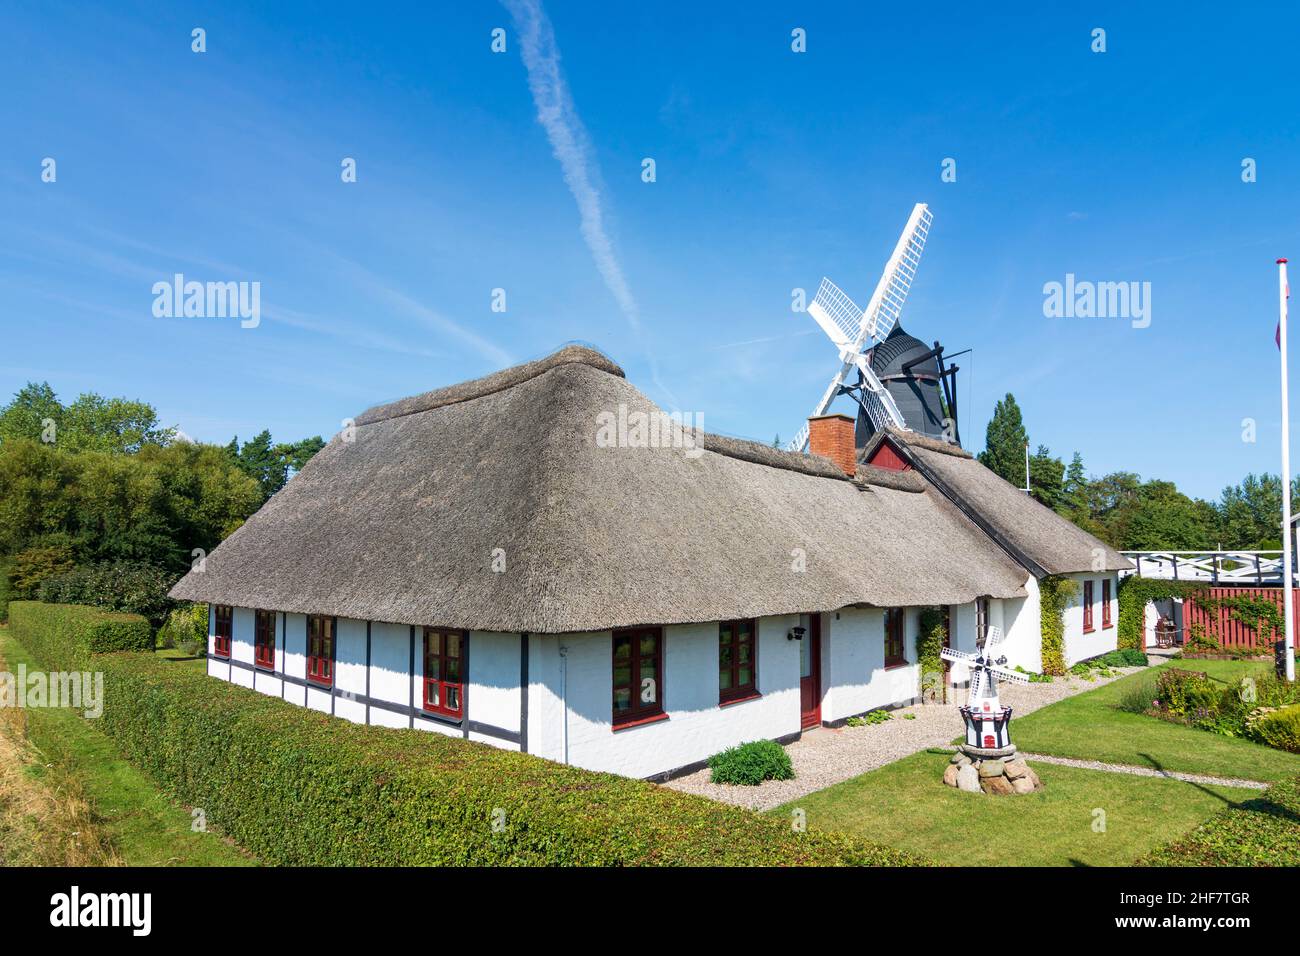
[503,0,676,405]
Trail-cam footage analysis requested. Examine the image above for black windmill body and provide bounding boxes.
[854,324,962,449]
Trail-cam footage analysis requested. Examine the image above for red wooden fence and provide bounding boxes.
[1181,587,1300,650]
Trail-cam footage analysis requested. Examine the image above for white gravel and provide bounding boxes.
[1017,752,1269,790]
[664,666,1146,811]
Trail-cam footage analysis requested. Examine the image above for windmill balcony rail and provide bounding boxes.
[1121,550,1293,585]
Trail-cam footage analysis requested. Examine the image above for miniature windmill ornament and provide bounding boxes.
[940,626,1029,751]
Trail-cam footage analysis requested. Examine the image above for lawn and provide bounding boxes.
[0,628,254,866]
[778,749,1254,867]
[1010,659,1300,784]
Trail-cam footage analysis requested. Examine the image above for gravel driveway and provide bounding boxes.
[664,666,1145,811]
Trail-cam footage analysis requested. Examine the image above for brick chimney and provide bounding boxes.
[808,414,857,476]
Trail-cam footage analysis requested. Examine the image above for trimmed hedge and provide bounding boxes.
[7,601,922,867]
[1142,775,1300,866]
[8,601,154,670]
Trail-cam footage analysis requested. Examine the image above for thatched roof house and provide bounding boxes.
[176,345,1127,780]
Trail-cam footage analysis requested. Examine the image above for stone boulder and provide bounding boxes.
[956,764,981,793]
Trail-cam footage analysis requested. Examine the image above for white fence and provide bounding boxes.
[1121,551,1290,585]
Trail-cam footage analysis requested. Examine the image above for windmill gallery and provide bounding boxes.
[170,205,1132,783]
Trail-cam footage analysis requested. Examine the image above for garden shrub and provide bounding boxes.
[1249,705,1300,754]
[157,602,208,653]
[916,607,945,701]
[36,561,179,627]
[8,544,75,599]
[846,710,892,727]
[707,740,795,786]
[7,601,153,670]
[1153,668,1222,719]
[1091,648,1148,668]
[0,555,12,623]
[8,601,916,866]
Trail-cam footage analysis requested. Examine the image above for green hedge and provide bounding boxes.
[707,740,795,786]
[1142,775,1300,866]
[1116,577,1208,651]
[8,601,154,669]
[7,601,921,867]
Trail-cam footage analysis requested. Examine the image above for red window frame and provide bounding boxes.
[422,628,466,719]
[213,605,232,658]
[884,608,907,667]
[1083,581,1095,633]
[612,627,664,727]
[307,614,335,686]
[254,609,276,670]
[1102,579,1113,629]
[719,619,758,704]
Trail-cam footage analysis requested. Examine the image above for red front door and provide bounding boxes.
[800,614,822,729]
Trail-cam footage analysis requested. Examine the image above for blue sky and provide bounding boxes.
[2,0,1299,501]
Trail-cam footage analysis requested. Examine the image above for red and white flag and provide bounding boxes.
[1279,267,1290,349]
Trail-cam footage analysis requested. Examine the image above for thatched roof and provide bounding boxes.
[172,346,1029,633]
[862,428,1133,577]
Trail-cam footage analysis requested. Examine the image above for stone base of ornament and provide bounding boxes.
[943,745,1043,795]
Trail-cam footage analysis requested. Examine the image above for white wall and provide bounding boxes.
[996,575,1043,673]
[821,607,920,722]
[526,616,802,779]
[1062,571,1121,665]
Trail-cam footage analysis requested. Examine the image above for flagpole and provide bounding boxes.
[1279,258,1295,682]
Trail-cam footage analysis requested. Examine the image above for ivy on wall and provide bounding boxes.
[916,606,946,703]
[1115,577,1208,651]
[1038,575,1076,676]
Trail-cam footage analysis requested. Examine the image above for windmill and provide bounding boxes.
[787,203,966,452]
[940,626,1028,751]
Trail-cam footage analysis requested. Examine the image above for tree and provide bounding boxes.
[1216,473,1300,549]
[978,393,1029,487]
[227,432,326,502]
[1061,452,1088,515]
[1122,480,1218,551]
[1027,444,1065,511]
[0,382,173,453]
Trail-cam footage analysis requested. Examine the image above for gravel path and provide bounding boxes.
[1018,752,1269,790]
[664,666,1145,811]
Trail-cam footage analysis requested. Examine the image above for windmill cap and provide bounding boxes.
[1279,258,1289,264]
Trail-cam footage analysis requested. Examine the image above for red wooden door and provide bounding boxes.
[800,615,822,729]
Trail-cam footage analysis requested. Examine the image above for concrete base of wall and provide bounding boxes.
[643,730,804,783]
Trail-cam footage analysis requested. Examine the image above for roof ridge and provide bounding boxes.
[355,345,624,427]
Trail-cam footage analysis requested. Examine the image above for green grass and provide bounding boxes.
[775,749,1254,867]
[0,628,254,866]
[1010,659,1300,784]
[1141,775,1300,866]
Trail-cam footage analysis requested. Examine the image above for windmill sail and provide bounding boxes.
[789,203,933,452]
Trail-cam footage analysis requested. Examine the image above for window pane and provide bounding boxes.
[640,634,657,657]
[446,685,460,711]
[447,633,461,657]
[720,622,733,646]
[738,666,752,687]
[738,621,754,641]
[613,687,631,711]
[428,683,439,707]
[720,668,732,690]
[613,664,631,687]
[614,636,631,661]
[640,655,657,682]
[446,657,461,682]
[720,645,732,667]
[427,655,441,680]
[739,643,751,665]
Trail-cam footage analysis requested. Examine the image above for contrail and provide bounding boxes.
[503,0,678,405]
